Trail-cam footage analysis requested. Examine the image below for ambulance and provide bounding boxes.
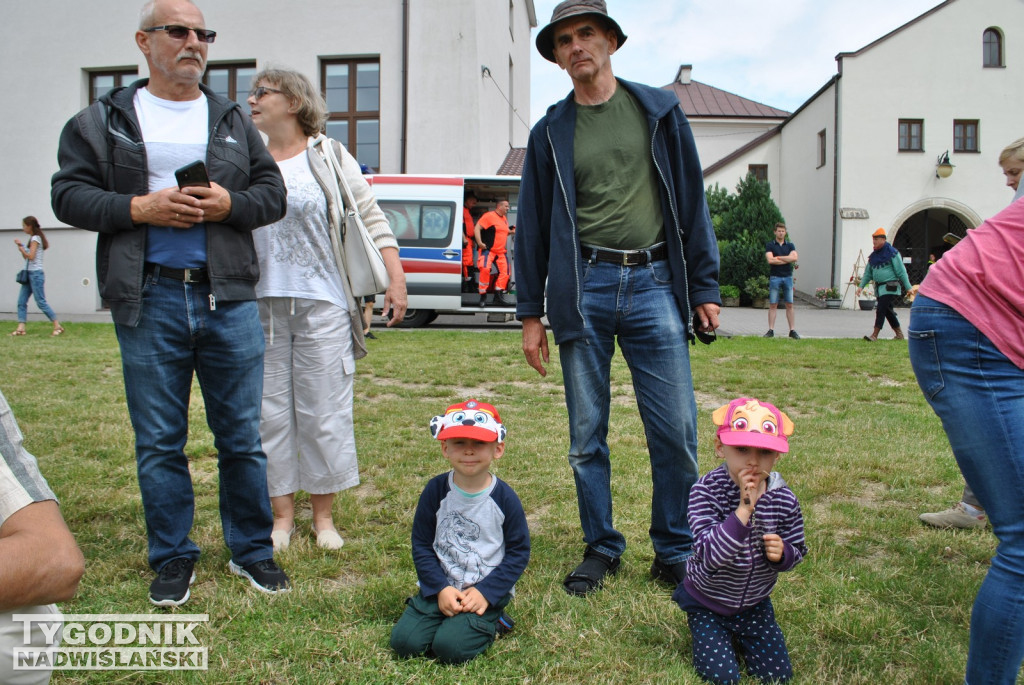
[368,174,522,327]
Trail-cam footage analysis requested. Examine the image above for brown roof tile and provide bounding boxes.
[497,147,526,176]
[664,79,790,119]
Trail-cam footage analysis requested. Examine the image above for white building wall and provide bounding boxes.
[692,119,786,170]
[777,85,836,301]
[834,0,1021,301]
[1,0,534,316]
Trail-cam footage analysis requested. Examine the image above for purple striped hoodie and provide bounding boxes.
[674,463,807,616]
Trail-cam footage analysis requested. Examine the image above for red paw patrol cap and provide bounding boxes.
[713,398,794,453]
[429,400,506,443]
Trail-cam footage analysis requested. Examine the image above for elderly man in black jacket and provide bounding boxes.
[51,0,288,607]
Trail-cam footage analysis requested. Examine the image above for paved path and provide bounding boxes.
[6,301,904,340]
[714,301,905,340]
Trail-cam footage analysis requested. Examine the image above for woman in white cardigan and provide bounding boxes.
[247,68,406,551]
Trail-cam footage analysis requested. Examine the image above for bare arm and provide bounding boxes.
[0,500,84,611]
[380,246,408,326]
[14,239,39,261]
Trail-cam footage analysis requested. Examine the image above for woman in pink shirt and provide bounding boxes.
[908,136,1024,685]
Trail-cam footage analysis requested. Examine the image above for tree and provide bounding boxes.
[708,172,784,291]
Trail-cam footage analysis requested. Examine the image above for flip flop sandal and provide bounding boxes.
[9,330,26,336]
[563,547,620,596]
[52,327,65,336]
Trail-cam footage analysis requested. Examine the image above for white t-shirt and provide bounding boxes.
[253,151,347,309]
[134,87,209,267]
[27,236,44,271]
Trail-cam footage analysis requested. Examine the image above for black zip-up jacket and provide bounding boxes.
[51,79,287,326]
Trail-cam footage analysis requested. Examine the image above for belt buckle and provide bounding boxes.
[183,268,200,283]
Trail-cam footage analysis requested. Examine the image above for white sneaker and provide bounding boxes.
[919,502,987,529]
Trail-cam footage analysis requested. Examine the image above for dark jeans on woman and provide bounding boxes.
[874,293,902,331]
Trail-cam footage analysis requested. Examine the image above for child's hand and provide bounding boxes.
[736,466,764,520]
[763,534,784,563]
[458,587,490,615]
[437,586,464,617]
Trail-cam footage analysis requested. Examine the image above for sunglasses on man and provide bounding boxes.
[143,25,217,43]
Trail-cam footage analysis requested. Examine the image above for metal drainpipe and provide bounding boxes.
[401,0,409,173]
[830,74,840,287]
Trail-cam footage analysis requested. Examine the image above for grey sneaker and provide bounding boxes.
[763,330,774,338]
[229,559,292,594]
[149,557,196,607]
[919,502,987,529]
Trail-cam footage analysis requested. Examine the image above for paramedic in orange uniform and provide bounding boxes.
[475,199,512,306]
[462,191,478,288]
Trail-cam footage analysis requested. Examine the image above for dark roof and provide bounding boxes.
[663,79,790,119]
[497,147,525,176]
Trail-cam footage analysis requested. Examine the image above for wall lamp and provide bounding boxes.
[936,150,954,179]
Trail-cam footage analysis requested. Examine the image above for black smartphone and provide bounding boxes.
[175,161,211,189]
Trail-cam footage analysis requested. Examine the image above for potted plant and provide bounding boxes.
[744,275,770,308]
[858,283,876,310]
[720,284,741,307]
[815,286,842,309]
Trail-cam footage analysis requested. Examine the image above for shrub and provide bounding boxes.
[720,284,740,299]
[744,274,770,300]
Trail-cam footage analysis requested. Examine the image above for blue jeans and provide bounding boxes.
[909,294,1024,685]
[115,273,273,572]
[17,270,57,322]
[559,257,699,563]
[768,275,793,305]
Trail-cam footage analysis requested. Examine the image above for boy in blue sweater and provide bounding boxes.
[673,398,807,685]
[390,399,530,664]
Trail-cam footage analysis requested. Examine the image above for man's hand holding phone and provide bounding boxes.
[129,161,232,227]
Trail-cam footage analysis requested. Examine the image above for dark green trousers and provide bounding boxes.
[390,590,511,664]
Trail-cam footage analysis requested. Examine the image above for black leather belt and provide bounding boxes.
[145,263,209,283]
[583,243,667,266]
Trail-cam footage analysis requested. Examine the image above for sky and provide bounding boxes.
[528,0,944,126]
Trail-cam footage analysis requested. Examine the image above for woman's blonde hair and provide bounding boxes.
[251,67,328,138]
[998,137,1024,165]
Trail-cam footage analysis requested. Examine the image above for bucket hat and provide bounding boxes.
[535,0,627,63]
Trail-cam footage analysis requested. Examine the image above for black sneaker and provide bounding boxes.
[495,612,515,637]
[763,330,774,338]
[229,559,291,594]
[149,557,196,607]
[650,558,687,586]
[788,330,801,340]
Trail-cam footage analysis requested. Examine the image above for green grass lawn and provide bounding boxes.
[1,322,988,684]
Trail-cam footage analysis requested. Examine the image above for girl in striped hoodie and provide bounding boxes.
[673,398,807,685]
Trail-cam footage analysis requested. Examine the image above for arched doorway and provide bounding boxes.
[889,199,980,285]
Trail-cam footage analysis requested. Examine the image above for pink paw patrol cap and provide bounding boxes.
[713,398,794,453]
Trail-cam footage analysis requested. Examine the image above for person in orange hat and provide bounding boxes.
[857,228,912,341]
[673,398,806,685]
[391,400,529,664]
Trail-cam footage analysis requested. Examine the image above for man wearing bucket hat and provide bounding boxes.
[515,0,720,596]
